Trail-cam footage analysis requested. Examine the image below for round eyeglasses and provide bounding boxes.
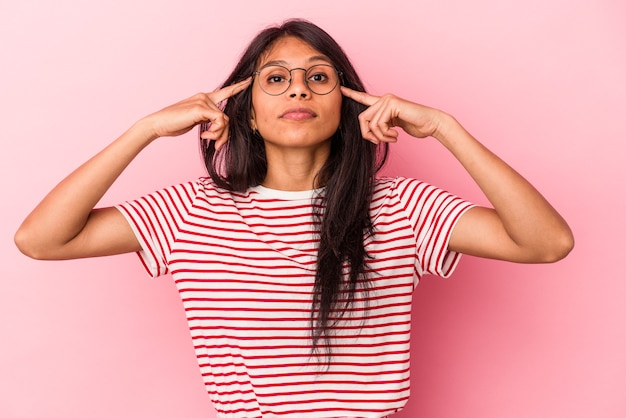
[253,64,341,96]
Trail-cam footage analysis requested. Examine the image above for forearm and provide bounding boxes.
[434,113,574,259]
[15,120,156,257]
[339,87,573,262]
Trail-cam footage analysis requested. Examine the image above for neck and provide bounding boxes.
[262,143,330,191]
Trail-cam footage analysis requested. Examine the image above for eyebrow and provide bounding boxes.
[261,55,332,68]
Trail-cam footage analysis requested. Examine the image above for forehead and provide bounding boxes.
[258,36,331,67]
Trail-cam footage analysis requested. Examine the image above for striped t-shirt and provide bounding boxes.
[117,176,473,418]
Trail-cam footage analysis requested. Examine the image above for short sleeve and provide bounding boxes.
[115,181,199,278]
[394,177,475,278]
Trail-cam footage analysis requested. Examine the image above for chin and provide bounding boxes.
[263,133,332,150]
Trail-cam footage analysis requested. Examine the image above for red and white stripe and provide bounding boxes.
[117,176,473,418]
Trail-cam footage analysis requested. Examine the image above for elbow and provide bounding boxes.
[14,227,37,259]
[14,227,49,260]
[538,229,575,263]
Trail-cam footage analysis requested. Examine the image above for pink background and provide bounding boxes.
[1,0,624,417]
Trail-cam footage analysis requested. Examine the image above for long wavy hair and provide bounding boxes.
[200,19,389,358]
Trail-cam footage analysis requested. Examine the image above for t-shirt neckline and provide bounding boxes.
[250,184,324,200]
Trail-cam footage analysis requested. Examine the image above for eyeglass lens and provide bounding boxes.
[256,64,339,96]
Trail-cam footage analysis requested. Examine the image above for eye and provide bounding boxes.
[260,66,290,84]
[267,74,287,84]
[309,72,329,83]
[307,65,334,84]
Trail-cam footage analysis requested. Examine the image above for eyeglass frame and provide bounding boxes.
[252,63,343,96]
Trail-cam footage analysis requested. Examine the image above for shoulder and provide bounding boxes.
[372,176,470,218]
[370,176,422,216]
[129,177,236,212]
[372,176,429,200]
[193,177,263,209]
[194,177,240,199]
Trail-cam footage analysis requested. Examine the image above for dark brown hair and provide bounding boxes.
[200,19,389,359]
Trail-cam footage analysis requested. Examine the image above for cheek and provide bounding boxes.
[328,96,342,128]
[251,94,276,129]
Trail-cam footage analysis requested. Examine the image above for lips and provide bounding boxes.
[280,107,317,120]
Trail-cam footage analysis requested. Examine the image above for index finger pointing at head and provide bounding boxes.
[341,86,379,106]
[211,77,252,103]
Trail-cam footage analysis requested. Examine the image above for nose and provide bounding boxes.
[286,68,310,98]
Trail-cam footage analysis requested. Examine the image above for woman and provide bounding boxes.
[15,19,573,418]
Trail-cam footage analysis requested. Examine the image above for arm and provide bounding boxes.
[434,114,573,263]
[15,79,251,260]
[341,87,574,263]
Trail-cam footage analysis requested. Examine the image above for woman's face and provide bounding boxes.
[250,36,342,152]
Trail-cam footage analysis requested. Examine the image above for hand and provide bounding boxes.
[142,78,251,149]
[341,86,444,144]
